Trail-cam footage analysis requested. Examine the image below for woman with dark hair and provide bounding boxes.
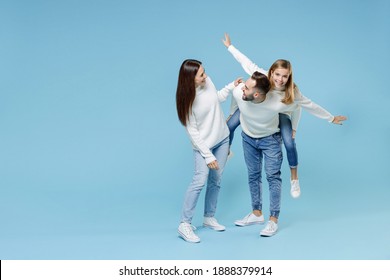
[176,59,237,243]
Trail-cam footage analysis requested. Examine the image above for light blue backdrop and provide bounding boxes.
[0,0,389,259]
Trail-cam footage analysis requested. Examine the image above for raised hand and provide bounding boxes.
[222,33,231,48]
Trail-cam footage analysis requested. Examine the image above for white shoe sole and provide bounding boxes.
[203,223,225,231]
[234,220,264,227]
[260,231,277,237]
[178,231,200,243]
[291,190,301,198]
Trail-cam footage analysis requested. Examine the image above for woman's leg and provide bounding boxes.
[204,137,229,219]
[180,150,209,223]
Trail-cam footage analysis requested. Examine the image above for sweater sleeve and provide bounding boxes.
[185,113,216,164]
[290,106,301,131]
[227,45,268,76]
[216,81,235,102]
[293,87,335,122]
[229,97,239,115]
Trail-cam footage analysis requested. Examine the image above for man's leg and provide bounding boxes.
[241,132,263,213]
[260,133,283,236]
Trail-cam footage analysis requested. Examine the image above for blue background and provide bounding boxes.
[0,0,389,259]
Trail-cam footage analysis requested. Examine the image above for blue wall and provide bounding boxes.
[0,0,389,259]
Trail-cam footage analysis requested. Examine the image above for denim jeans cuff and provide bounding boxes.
[203,213,214,218]
[269,211,280,218]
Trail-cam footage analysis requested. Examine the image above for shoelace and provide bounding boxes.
[291,181,300,191]
[206,218,218,225]
[243,213,252,222]
[265,221,276,232]
[182,224,197,237]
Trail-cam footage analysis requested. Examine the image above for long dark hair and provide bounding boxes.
[176,59,202,126]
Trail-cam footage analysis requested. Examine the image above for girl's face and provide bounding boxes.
[194,66,207,87]
[271,68,290,89]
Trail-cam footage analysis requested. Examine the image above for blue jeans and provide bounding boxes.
[279,113,298,168]
[180,137,230,223]
[227,109,298,168]
[227,109,241,146]
[242,132,283,218]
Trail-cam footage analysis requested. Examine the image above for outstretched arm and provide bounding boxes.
[294,87,347,125]
[332,115,347,125]
[222,33,232,48]
[227,77,243,115]
[222,33,268,76]
[215,76,243,103]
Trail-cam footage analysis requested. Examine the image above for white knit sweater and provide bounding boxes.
[185,76,235,164]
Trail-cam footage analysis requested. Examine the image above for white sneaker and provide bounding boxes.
[234,212,264,226]
[260,220,278,237]
[203,217,226,231]
[290,179,301,198]
[178,222,200,243]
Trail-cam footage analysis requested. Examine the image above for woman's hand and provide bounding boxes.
[222,33,231,48]
[207,160,219,170]
[292,129,296,139]
[234,77,243,86]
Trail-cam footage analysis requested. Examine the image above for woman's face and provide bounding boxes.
[271,68,290,89]
[194,66,207,87]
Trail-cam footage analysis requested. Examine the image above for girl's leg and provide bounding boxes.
[279,113,301,198]
[226,109,241,147]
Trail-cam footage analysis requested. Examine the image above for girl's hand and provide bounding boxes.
[332,115,347,125]
[222,33,231,48]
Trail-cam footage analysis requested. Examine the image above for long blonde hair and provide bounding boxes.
[268,59,296,104]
